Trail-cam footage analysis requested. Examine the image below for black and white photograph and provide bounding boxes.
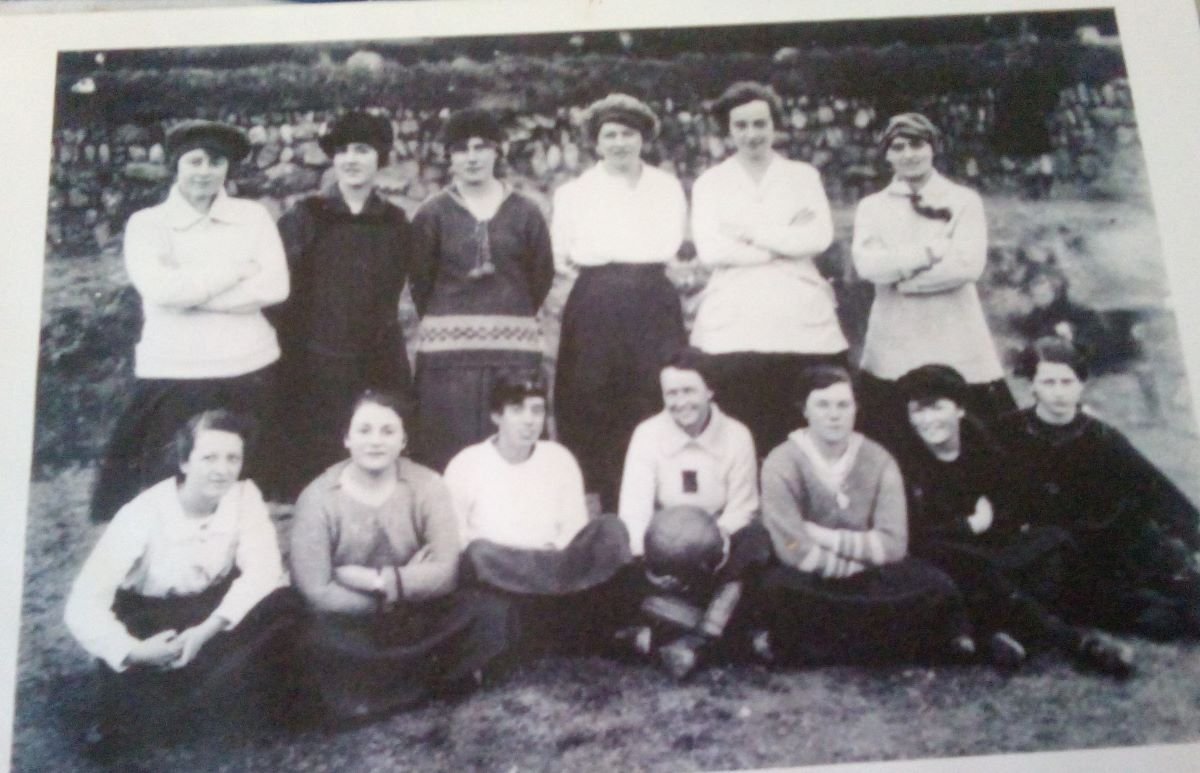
[3,0,1200,771]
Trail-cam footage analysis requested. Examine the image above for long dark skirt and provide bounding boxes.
[275,333,413,499]
[916,527,1082,652]
[706,351,850,459]
[90,365,277,522]
[94,580,301,737]
[300,590,514,720]
[761,558,969,665]
[412,351,541,473]
[462,516,633,656]
[555,263,686,511]
[857,371,1016,453]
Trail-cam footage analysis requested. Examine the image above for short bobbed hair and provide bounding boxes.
[896,364,969,409]
[1015,335,1090,381]
[712,81,785,136]
[794,364,855,410]
[488,370,548,414]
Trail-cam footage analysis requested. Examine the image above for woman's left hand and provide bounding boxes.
[967,496,994,535]
[169,616,227,669]
[334,564,381,593]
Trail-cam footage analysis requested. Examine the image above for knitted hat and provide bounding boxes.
[644,505,724,584]
[441,108,504,149]
[878,112,941,154]
[165,120,251,166]
[584,93,660,142]
[896,364,969,408]
[318,111,395,165]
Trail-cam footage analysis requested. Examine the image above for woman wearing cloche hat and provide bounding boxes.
[91,119,289,522]
[551,93,688,512]
[271,110,415,498]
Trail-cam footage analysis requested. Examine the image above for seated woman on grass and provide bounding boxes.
[994,336,1200,640]
[896,364,1133,676]
[289,390,512,722]
[64,409,297,761]
[758,365,972,665]
[443,370,632,656]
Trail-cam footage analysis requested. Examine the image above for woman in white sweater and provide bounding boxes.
[91,120,289,521]
[852,112,1013,450]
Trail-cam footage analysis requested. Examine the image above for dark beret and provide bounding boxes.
[441,108,504,149]
[165,120,251,165]
[896,364,969,407]
[318,111,395,161]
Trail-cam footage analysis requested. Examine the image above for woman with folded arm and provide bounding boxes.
[91,120,288,520]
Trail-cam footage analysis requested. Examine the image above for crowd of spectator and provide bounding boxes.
[45,78,1137,259]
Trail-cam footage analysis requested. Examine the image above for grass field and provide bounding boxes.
[12,194,1200,771]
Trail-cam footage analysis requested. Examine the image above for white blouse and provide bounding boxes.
[550,163,687,271]
[64,478,286,671]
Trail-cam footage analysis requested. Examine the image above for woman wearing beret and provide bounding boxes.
[273,111,414,498]
[91,120,289,522]
[851,112,1013,451]
[290,390,512,721]
[552,93,688,511]
[409,108,554,472]
[65,410,298,759]
[691,81,849,457]
[994,336,1200,640]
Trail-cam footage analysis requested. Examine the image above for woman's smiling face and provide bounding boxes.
[344,402,406,473]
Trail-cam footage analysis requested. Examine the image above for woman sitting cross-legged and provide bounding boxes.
[289,390,513,723]
[757,365,972,665]
[896,364,1134,676]
[994,336,1200,641]
[442,371,632,657]
[64,409,299,761]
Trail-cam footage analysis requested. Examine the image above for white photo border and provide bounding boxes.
[2,1,1200,770]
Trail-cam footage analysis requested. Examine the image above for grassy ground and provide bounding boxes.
[12,194,1200,771]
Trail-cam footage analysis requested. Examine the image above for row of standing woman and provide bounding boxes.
[90,81,1013,525]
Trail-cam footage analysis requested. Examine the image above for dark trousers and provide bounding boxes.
[706,351,849,459]
[91,366,277,522]
[555,264,686,511]
[857,371,1016,453]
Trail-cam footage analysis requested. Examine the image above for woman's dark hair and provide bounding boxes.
[896,364,969,409]
[794,364,855,409]
[660,346,713,390]
[488,370,548,414]
[173,409,255,480]
[712,81,785,136]
[1015,335,1090,381]
[345,389,410,436]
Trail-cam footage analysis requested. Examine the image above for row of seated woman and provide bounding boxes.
[63,334,1200,761]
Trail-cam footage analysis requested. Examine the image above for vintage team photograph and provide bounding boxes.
[9,1,1200,770]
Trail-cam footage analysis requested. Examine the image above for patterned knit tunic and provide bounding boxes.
[409,186,553,471]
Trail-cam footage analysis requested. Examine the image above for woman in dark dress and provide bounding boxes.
[896,364,1134,675]
[995,336,1200,639]
[290,390,513,721]
[273,111,413,498]
[409,109,554,472]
